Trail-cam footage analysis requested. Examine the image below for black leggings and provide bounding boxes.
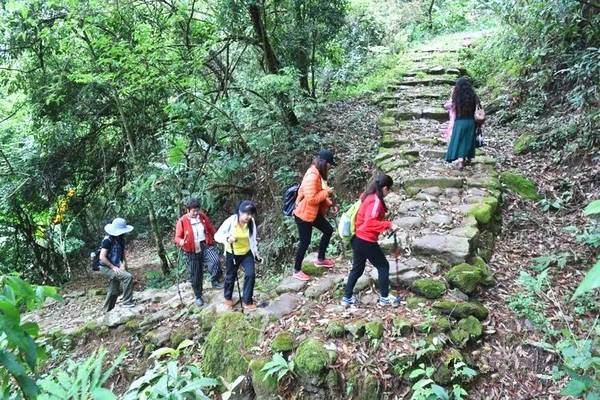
[344,236,390,298]
[294,214,333,272]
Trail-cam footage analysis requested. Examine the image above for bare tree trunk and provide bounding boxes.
[428,0,435,29]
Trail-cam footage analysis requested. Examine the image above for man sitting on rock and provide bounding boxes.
[97,217,135,312]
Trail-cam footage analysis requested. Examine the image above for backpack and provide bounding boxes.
[282,184,299,217]
[337,200,362,240]
[90,236,111,272]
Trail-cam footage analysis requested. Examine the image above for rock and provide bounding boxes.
[261,293,302,319]
[500,171,540,200]
[405,258,425,269]
[449,226,479,241]
[450,316,483,347]
[249,358,279,398]
[202,312,263,383]
[394,216,424,229]
[392,317,412,336]
[430,214,453,225]
[365,320,385,339]
[326,321,346,338]
[404,176,464,189]
[169,326,195,347]
[445,262,493,294]
[145,326,171,347]
[275,277,307,294]
[352,275,373,293]
[64,290,85,299]
[406,296,428,309]
[271,330,295,353]
[295,338,330,383]
[302,262,325,277]
[141,310,171,329]
[411,234,470,265]
[87,288,107,297]
[513,133,535,154]
[305,274,344,299]
[434,316,452,332]
[447,288,470,302]
[432,300,489,320]
[415,192,438,201]
[395,270,421,287]
[410,278,447,299]
[103,306,142,328]
[422,187,442,196]
[354,372,381,400]
[466,197,498,224]
[345,320,366,338]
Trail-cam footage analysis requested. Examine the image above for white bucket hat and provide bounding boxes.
[104,217,134,236]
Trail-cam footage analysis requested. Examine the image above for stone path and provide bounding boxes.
[27,32,501,399]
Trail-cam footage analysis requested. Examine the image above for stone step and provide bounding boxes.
[384,107,448,122]
[411,234,471,266]
[404,176,465,189]
[391,77,457,87]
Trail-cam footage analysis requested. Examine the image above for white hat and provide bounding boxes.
[104,218,134,236]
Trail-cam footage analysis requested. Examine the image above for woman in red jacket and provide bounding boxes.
[174,198,223,307]
[342,174,399,307]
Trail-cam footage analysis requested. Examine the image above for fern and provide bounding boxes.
[261,353,294,382]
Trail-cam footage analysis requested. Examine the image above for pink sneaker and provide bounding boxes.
[314,258,335,268]
[293,271,311,281]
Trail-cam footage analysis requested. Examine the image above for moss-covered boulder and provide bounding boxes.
[434,316,452,332]
[326,321,346,338]
[355,373,381,400]
[513,133,535,154]
[445,263,483,294]
[406,296,428,309]
[432,300,489,320]
[271,331,295,353]
[301,262,325,277]
[500,171,540,201]
[169,325,195,347]
[470,257,496,286]
[392,317,412,336]
[345,320,366,338]
[410,278,447,299]
[295,338,330,384]
[365,320,385,339]
[450,316,483,348]
[249,358,278,399]
[202,312,262,383]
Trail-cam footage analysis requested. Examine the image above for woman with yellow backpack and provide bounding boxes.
[341,173,399,307]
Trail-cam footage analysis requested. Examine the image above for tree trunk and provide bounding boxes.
[247,3,299,126]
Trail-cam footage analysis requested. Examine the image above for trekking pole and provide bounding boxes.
[393,231,401,289]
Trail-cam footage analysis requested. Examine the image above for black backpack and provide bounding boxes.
[90,236,112,272]
[282,184,299,216]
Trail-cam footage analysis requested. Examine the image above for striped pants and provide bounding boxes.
[184,250,204,299]
[203,245,223,284]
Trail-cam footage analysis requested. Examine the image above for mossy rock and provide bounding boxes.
[326,321,346,338]
[87,288,107,297]
[378,116,396,127]
[325,369,341,392]
[434,316,452,332]
[410,278,447,299]
[249,358,279,398]
[450,316,483,348]
[392,317,412,336]
[476,230,496,262]
[365,320,385,339]
[295,338,330,379]
[124,319,141,332]
[406,296,428,309]
[345,320,366,338]
[301,262,325,277]
[202,312,263,384]
[170,326,195,348]
[500,171,540,201]
[389,353,415,377]
[356,373,381,400]
[445,263,484,294]
[470,257,496,286]
[513,133,535,154]
[467,203,492,224]
[271,331,295,353]
[196,307,218,333]
[432,300,488,320]
[73,321,100,339]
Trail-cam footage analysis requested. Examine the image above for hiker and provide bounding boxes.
[444,77,485,169]
[342,174,400,307]
[215,200,262,311]
[97,218,135,312]
[443,86,456,142]
[174,199,224,308]
[292,150,338,281]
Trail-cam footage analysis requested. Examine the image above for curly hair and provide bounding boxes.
[452,77,480,117]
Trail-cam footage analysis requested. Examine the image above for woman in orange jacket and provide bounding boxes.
[293,150,338,281]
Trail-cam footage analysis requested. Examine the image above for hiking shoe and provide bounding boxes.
[121,302,136,308]
[378,295,401,307]
[341,296,358,306]
[293,271,311,281]
[242,303,257,311]
[314,258,335,268]
[194,297,205,307]
[212,281,224,289]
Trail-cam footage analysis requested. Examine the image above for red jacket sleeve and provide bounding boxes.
[174,217,184,246]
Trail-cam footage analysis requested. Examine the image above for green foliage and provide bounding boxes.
[261,352,295,383]
[148,339,195,361]
[409,363,448,400]
[123,360,217,400]
[573,261,600,299]
[499,171,540,201]
[532,253,569,272]
[584,200,600,217]
[37,349,125,400]
[0,275,61,399]
[550,338,600,399]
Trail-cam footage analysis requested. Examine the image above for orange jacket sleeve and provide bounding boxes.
[303,170,330,206]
